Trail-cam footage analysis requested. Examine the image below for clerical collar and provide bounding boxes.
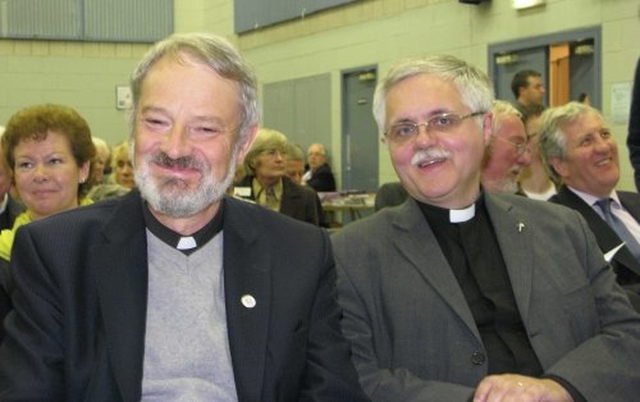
[142,199,224,255]
[418,194,482,224]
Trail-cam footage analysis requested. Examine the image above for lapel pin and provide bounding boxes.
[241,294,257,309]
[518,222,525,232]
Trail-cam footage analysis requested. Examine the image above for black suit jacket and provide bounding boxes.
[626,58,640,190]
[306,164,336,192]
[550,186,640,295]
[0,196,25,231]
[0,190,367,402]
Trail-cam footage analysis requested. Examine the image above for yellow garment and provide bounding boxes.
[0,198,93,261]
[252,178,283,212]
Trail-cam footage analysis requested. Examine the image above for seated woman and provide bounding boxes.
[236,128,323,226]
[0,104,96,340]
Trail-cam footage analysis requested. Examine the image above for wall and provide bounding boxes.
[0,0,638,189]
[234,0,640,190]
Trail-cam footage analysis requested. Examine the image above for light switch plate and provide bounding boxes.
[116,85,132,110]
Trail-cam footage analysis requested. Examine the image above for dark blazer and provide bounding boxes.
[549,186,640,297]
[0,196,24,341]
[0,190,368,402]
[626,58,640,190]
[238,175,324,226]
[306,163,336,192]
[332,194,640,401]
[0,196,25,231]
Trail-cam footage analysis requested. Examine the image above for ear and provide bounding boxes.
[79,160,91,183]
[236,124,258,164]
[482,112,493,145]
[549,157,567,179]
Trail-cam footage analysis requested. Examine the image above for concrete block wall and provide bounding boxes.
[0,0,638,189]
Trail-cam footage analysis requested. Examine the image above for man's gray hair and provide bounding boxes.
[538,101,604,183]
[129,33,259,146]
[372,55,494,134]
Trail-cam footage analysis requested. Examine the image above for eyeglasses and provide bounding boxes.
[260,148,287,158]
[385,111,486,144]
[495,135,529,155]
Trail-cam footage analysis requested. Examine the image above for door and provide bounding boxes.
[341,67,378,192]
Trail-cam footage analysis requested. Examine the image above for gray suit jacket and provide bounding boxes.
[332,194,640,401]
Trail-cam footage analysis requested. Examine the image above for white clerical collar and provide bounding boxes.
[450,203,475,223]
[176,236,197,250]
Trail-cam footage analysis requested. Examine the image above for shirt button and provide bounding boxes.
[471,351,486,365]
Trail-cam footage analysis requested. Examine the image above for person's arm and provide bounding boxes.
[539,212,640,400]
[335,258,475,402]
[298,232,370,401]
[0,227,65,401]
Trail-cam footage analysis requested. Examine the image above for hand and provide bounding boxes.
[473,374,574,402]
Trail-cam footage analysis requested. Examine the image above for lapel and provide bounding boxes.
[222,197,271,401]
[90,191,149,402]
[484,194,535,323]
[390,199,482,341]
[554,186,640,275]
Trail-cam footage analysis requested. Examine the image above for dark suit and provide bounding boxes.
[332,194,640,401]
[305,163,336,192]
[0,190,368,402]
[626,58,640,190]
[549,186,640,306]
[0,195,24,341]
[238,175,324,226]
[0,195,24,231]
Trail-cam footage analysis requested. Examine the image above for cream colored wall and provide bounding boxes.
[231,0,640,190]
[0,41,149,145]
[0,0,638,190]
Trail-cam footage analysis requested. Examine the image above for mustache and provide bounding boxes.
[150,152,205,170]
[411,148,451,166]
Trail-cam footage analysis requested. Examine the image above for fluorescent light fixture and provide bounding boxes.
[512,0,545,10]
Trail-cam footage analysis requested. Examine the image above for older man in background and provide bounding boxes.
[481,100,531,194]
[303,143,336,191]
[540,101,640,310]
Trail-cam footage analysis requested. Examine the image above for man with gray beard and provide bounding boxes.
[0,33,368,402]
[332,55,640,402]
[481,100,531,194]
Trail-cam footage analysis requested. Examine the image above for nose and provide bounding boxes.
[414,124,436,147]
[161,124,191,159]
[33,163,49,182]
[517,148,532,167]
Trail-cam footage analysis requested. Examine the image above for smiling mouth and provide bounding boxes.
[595,158,612,167]
[416,157,447,168]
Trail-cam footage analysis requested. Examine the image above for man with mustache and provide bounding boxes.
[332,55,640,401]
[540,102,640,311]
[0,33,368,402]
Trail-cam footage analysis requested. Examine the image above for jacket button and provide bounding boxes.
[471,352,485,365]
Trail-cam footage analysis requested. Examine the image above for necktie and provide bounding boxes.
[265,187,278,211]
[596,198,640,261]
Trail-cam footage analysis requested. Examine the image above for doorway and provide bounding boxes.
[489,26,601,109]
[341,66,379,192]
